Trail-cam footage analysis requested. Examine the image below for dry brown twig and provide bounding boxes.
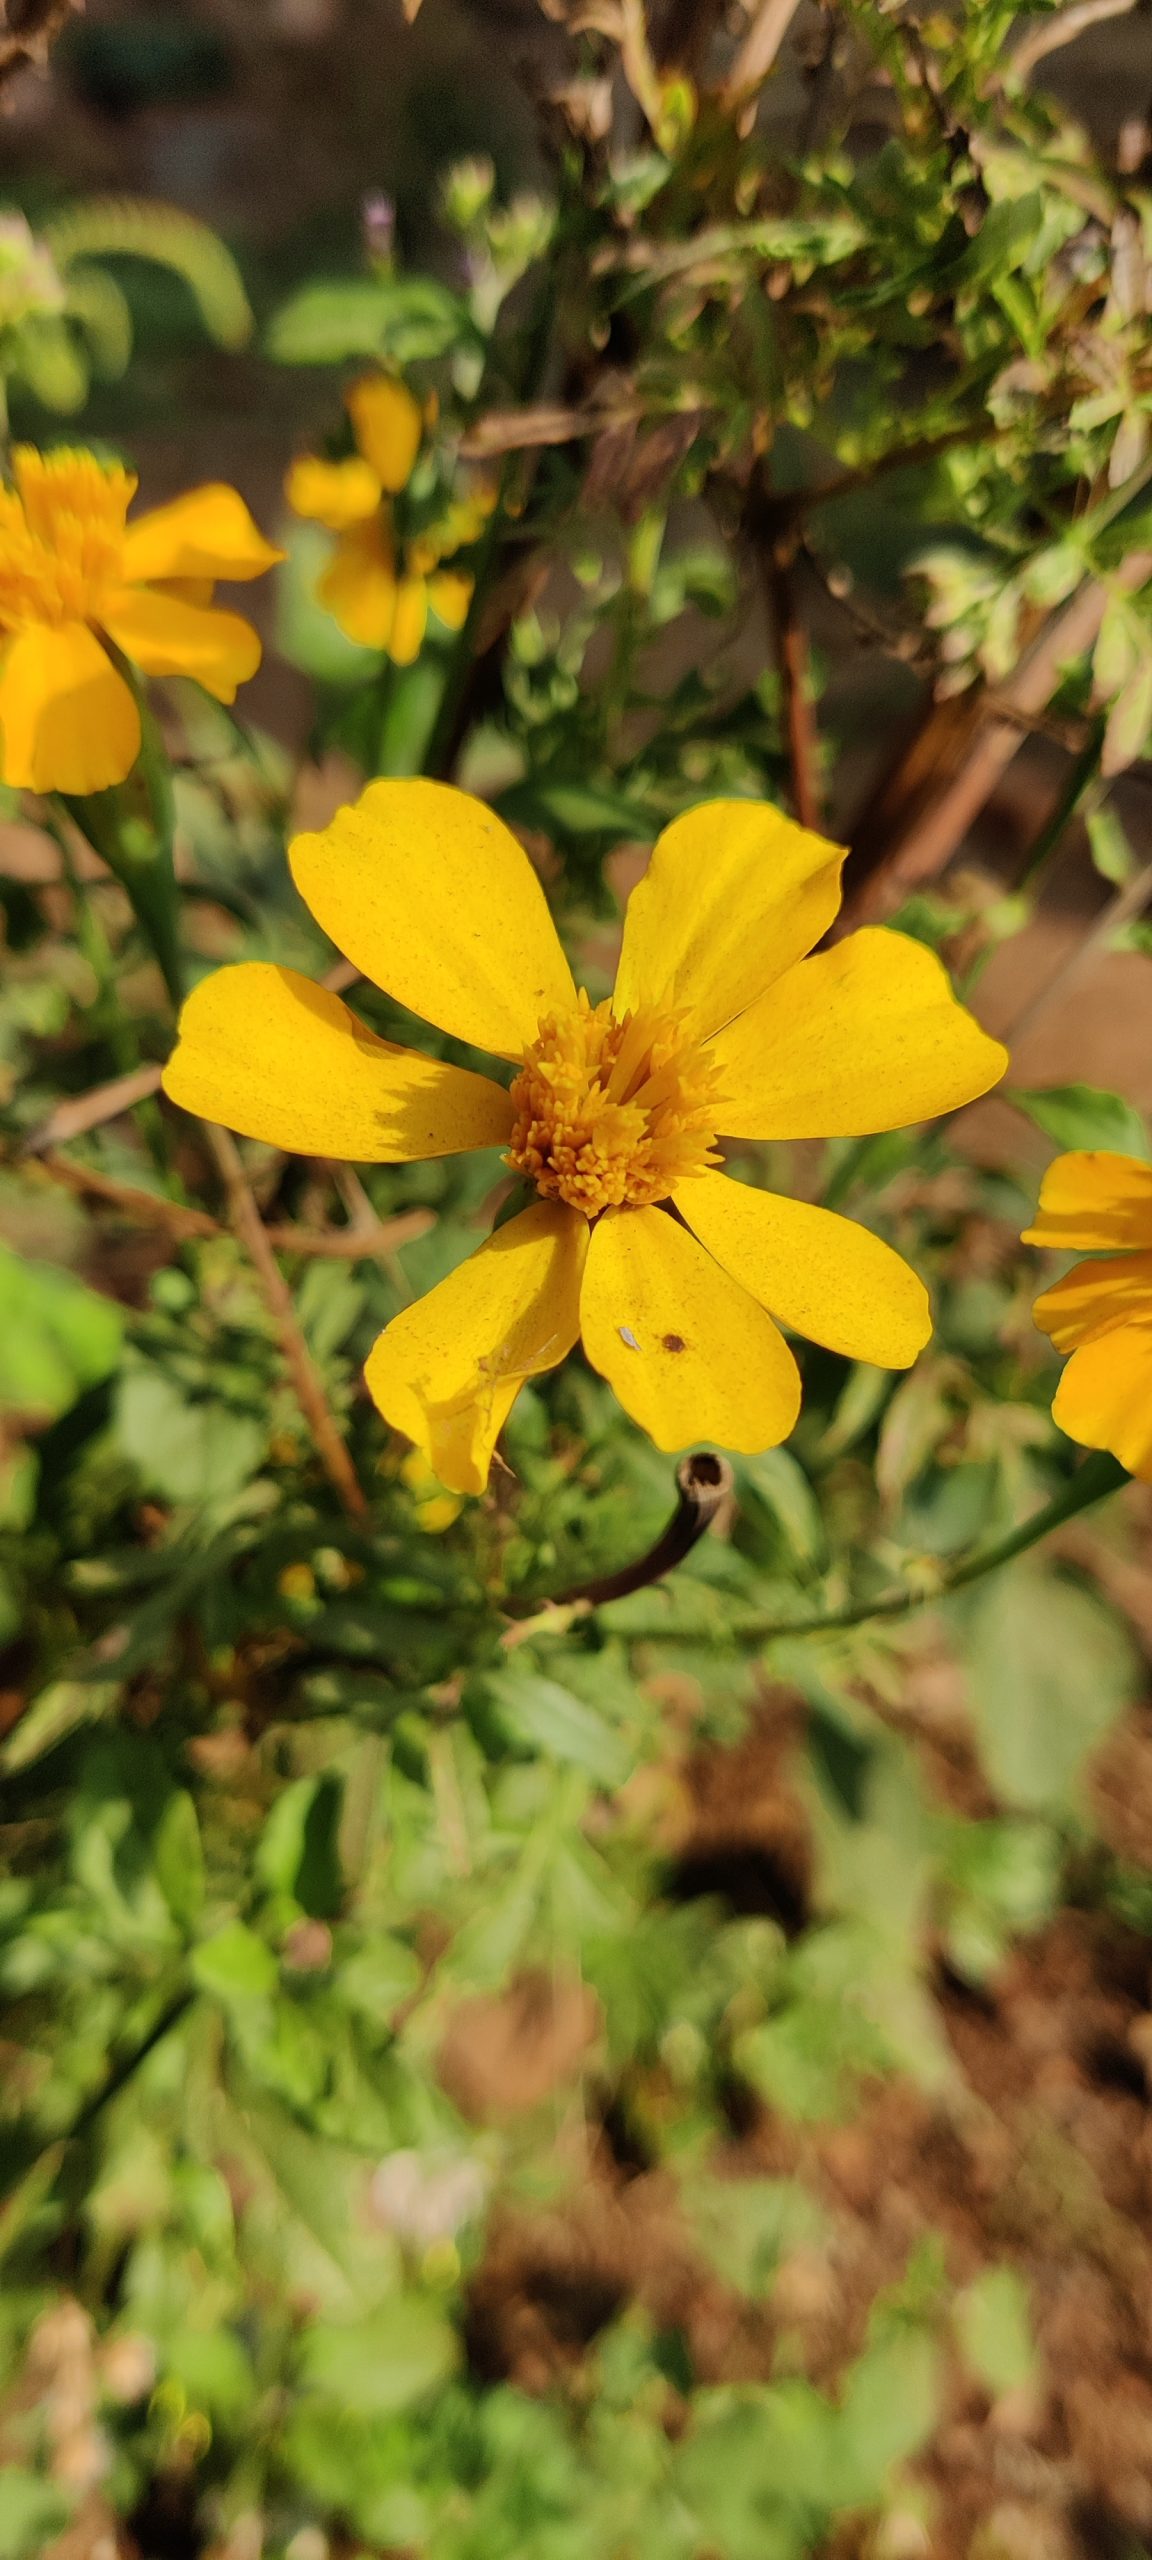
[30,1148,434,1262]
[840,551,1152,927]
[1010,0,1139,81]
[0,0,80,90]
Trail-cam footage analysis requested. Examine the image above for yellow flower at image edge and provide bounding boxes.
[1024,1149,1152,1478]
[0,447,283,795]
[162,780,1009,1495]
[285,373,490,664]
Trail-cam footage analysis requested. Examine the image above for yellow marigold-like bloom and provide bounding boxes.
[0,447,283,795]
[162,780,1008,1495]
[285,374,493,663]
[1024,1149,1152,1479]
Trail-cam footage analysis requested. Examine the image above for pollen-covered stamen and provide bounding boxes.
[507,990,726,1217]
[0,448,136,632]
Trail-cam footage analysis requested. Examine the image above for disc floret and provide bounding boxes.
[507,990,726,1217]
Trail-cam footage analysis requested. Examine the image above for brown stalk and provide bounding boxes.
[721,0,806,102]
[765,534,823,832]
[840,553,1152,927]
[204,1124,369,1524]
[502,1453,734,1644]
[31,1149,433,1261]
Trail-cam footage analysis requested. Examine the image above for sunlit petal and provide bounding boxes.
[365,1200,586,1494]
[290,776,576,1059]
[317,520,399,648]
[285,454,381,532]
[1033,1250,1152,1353]
[347,374,424,494]
[579,1204,801,1454]
[103,588,261,703]
[1022,1150,1152,1252]
[0,622,139,793]
[613,798,845,1037]
[387,575,428,665]
[675,1169,930,1366]
[712,928,1008,1139]
[1052,1323,1152,1480]
[162,962,514,1160]
[121,483,283,585]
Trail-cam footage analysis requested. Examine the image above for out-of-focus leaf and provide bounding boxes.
[0,2475,73,2560]
[256,1773,345,1918]
[0,1245,121,1420]
[954,2265,1037,2398]
[296,2297,459,2415]
[192,1920,278,2003]
[489,1664,633,1787]
[116,1360,267,1504]
[1012,1083,1150,1159]
[960,1563,1139,1809]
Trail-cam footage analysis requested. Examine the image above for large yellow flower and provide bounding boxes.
[285,374,492,663]
[163,780,1008,1495]
[1024,1149,1152,1479]
[0,447,282,795]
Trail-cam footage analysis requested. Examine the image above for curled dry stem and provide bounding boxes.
[502,1450,734,1644]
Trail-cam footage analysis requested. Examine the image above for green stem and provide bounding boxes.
[617,1450,1129,1647]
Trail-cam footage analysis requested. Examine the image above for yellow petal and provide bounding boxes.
[712,928,1008,1140]
[365,1200,586,1494]
[387,575,428,666]
[579,1204,801,1455]
[427,568,473,631]
[1033,1250,1152,1353]
[162,962,514,1160]
[1022,1149,1152,1251]
[121,484,283,585]
[347,374,424,494]
[290,777,576,1060]
[613,798,846,1038]
[284,453,382,531]
[0,622,139,794]
[1052,1324,1152,1480]
[318,520,399,648]
[674,1169,930,1367]
[103,588,261,703]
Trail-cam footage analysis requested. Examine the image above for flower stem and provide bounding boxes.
[610,1449,1129,1647]
[502,1452,734,1644]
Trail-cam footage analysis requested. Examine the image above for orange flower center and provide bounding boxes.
[0,448,134,632]
[507,992,726,1217]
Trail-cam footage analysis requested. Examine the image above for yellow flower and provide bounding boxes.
[1023,1149,1152,1479]
[0,447,283,796]
[162,780,1008,1495]
[285,374,493,663]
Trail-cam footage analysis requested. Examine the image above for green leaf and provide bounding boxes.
[0,1244,121,1420]
[192,1920,278,2003]
[116,1359,267,1504]
[267,275,465,364]
[297,2297,459,2416]
[954,2265,1037,2398]
[960,1563,1139,1810]
[0,2475,73,2560]
[1011,1083,1150,1160]
[0,1677,120,1775]
[255,1774,345,1919]
[489,1665,633,1787]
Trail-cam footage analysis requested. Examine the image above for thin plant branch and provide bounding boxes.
[1004,849,1152,1046]
[28,1148,434,1261]
[1011,0,1138,80]
[722,0,806,101]
[765,534,823,832]
[205,1123,369,1523]
[840,552,1152,926]
[502,1452,733,1643]
[620,1451,1129,1647]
